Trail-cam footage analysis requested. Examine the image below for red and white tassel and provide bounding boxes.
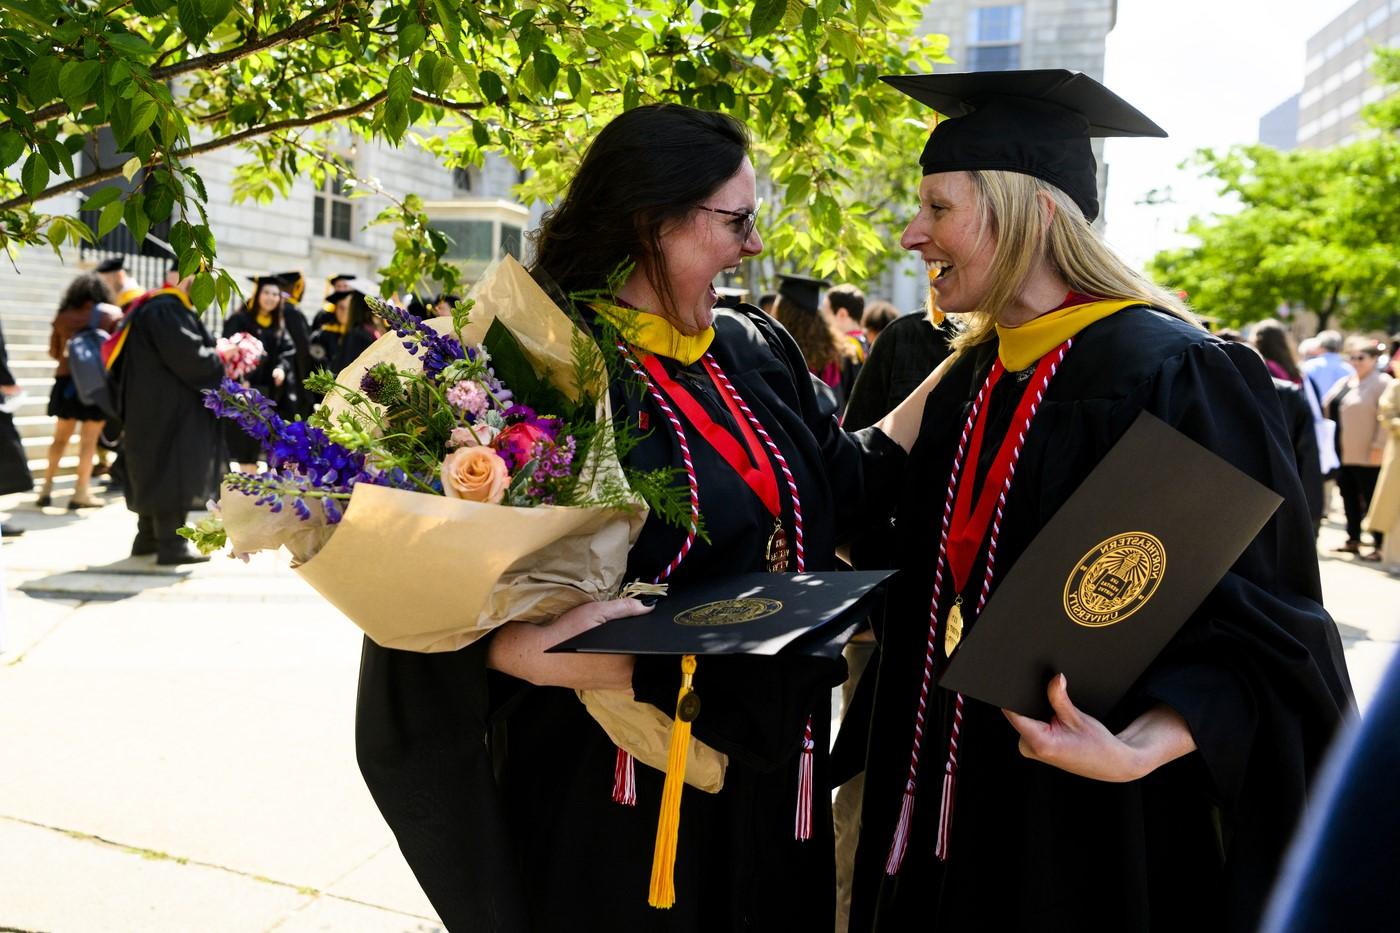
[934,767,957,860]
[884,784,916,874]
[612,746,637,806]
[794,717,815,840]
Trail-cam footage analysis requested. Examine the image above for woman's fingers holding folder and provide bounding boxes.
[1003,674,1197,783]
[1002,674,1147,783]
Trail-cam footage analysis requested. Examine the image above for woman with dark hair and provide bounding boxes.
[220,277,298,469]
[850,71,1349,932]
[354,103,931,932]
[308,289,380,394]
[1252,318,1304,384]
[772,275,863,414]
[36,272,121,508]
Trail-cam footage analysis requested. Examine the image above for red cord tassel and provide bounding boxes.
[934,767,956,861]
[612,746,637,806]
[794,717,815,840]
[884,785,916,875]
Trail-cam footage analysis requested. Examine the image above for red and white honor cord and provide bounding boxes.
[885,339,1071,875]
[610,342,702,805]
[703,352,816,841]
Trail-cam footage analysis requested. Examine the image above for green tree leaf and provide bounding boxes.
[85,186,124,212]
[189,271,215,309]
[98,199,125,238]
[533,49,559,91]
[20,153,49,200]
[749,0,786,38]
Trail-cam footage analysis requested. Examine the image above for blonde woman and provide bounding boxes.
[849,71,1350,933]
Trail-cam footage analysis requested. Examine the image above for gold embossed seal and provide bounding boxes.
[1062,532,1166,628]
[674,597,783,627]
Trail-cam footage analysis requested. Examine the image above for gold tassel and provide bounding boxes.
[649,654,698,909]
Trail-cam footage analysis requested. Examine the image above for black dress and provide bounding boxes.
[0,319,32,495]
[221,309,299,462]
[355,306,904,932]
[850,307,1351,933]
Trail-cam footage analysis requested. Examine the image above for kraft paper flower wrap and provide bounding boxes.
[197,256,727,792]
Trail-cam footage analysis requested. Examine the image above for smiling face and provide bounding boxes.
[256,283,282,314]
[648,157,764,335]
[900,171,996,317]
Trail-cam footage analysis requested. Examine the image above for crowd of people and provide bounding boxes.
[0,67,1396,933]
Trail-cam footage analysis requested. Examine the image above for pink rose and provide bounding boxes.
[448,424,499,449]
[441,446,510,503]
[493,421,551,469]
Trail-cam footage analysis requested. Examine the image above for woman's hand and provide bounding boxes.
[1002,674,1196,783]
[272,366,286,387]
[485,598,650,691]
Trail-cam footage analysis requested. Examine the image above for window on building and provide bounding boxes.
[313,158,353,241]
[500,224,522,260]
[966,5,1023,72]
[453,166,477,193]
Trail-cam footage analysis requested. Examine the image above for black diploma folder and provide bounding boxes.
[549,570,897,658]
[939,411,1282,721]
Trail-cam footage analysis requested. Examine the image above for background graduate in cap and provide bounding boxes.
[220,275,301,469]
[771,273,863,416]
[267,271,315,417]
[849,70,1350,932]
[307,285,381,399]
[94,256,147,310]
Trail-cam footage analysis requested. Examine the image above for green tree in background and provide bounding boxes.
[1149,47,1400,333]
[0,0,947,308]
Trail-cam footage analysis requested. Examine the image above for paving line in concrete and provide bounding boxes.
[0,815,437,927]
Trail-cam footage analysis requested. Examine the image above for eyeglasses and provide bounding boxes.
[697,199,762,242]
[1350,354,1373,361]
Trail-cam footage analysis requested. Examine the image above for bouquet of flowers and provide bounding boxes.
[185,257,726,788]
[216,332,267,380]
[188,255,688,647]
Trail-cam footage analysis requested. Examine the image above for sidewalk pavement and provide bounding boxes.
[0,493,443,932]
[0,489,1396,932]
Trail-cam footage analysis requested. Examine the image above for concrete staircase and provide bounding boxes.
[1,244,92,491]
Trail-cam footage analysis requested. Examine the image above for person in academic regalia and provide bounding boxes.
[221,277,300,469]
[312,274,358,331]
[770,274,862,417]
[307,290,380,399]
[115,272,224,564]
[849,70,1352,933]
[269,271,315,419]
[0,317,32,502]
[353,104,934,933]
[95,255,146,310]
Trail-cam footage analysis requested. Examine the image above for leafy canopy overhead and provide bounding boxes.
[0,0,947,308]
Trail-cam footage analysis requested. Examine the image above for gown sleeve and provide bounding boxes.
[1115,340,1351,920]
[147,302,225,393]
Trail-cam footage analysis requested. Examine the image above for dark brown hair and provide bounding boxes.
[1252,319,1302,383]
[529,104,750,314]
[58,271,112,314]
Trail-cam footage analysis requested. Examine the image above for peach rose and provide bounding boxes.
[441,445,510,503]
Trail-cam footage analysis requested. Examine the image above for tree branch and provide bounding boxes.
[17,3,342,131]
[0,92,389,212]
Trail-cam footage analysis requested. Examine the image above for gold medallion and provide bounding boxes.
[766,520,790,573]
[944,596,964,656]
[1062,531,1166,628]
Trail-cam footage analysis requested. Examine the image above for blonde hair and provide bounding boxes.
[948,170,1199,357]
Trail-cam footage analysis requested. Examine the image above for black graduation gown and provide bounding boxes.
[0,318,33,495]
[355,306,904,932]
[850,307,1351,933]
[117,293,226,516]
[281,301,315,418]
[222,309,299,461]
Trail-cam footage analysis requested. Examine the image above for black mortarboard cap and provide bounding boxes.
[325,288,355,303]
[777,274,830,314]
[327,273,358,284]
[248,274,284,289]
[95,256,124,273]
[881,70,1167,223]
